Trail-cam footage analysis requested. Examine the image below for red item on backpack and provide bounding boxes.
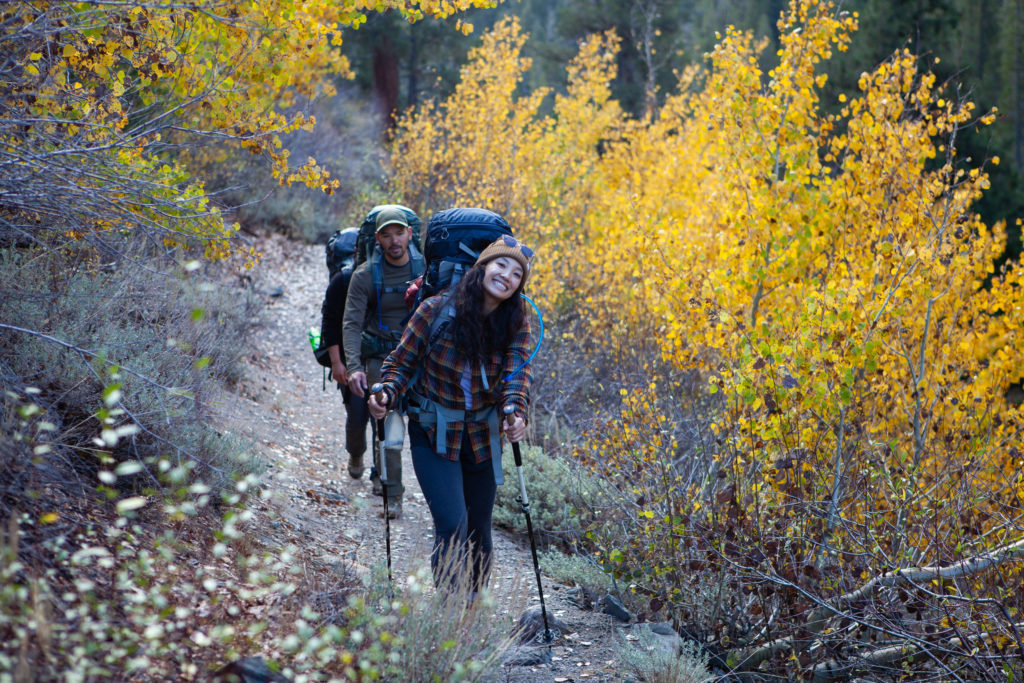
[405,274,423,309]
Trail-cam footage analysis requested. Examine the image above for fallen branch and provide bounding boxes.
[733,537,1024,674]
[829,537,1024,608]
[810,622,1024,682]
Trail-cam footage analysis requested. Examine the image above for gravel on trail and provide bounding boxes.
[216,232,637,682]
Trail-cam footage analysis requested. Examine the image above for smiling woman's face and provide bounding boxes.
[481,256,524,310]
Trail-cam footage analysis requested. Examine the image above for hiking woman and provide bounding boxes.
[367,235,534,592]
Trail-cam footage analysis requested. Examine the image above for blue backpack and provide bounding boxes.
[416,207,513,305]
[401,207,516,358]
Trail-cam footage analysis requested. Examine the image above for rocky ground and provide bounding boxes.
[216,232,648,682]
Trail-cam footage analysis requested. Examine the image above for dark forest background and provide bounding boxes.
[337,0,1024,265]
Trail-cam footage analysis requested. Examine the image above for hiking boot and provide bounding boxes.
[347,454,364,480]
[371,474,383,496]
[381,498,402,519]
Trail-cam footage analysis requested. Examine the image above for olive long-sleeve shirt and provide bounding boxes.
[342,256,421,374]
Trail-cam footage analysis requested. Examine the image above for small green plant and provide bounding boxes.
[539,549,616,595]
[274,552,519,681]
[0,474,275,680]
[494,443,600,549]
[616,626,710,683]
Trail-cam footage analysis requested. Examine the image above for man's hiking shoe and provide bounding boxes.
[347,454,364,480]
[371,475,383,496]
[381,498,402,519]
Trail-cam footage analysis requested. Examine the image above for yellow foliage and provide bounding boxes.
[388,0,1024,574]
[3,0,500,260]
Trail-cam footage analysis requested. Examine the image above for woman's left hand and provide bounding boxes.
[505,413,526,443]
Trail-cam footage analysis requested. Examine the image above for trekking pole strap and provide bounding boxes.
[515,461,530,509]
[376,416,388,483]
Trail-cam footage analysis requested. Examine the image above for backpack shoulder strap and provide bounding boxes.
[406,293,455,391]
[409,243,425,280]
[427,293,455,345]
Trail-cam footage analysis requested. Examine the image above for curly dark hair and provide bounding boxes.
[449,263,526,362]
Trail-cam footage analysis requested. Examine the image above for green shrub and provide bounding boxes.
[0,474,269,680]
[0,500,517,681]
[0,238,261,501]
[493,443,600,549]
[0,233,270,679]
[539,548,617,593]
[286,562,517,681]
[616,626,710,683]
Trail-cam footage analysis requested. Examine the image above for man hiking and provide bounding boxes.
[343,206,424,519]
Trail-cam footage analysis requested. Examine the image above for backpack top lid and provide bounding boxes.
[419,208,514,301]
[355,204,422,269]
[333,226,359,254]
[423,208,512,261]
[425,207,510,231]
[326,226,359,280]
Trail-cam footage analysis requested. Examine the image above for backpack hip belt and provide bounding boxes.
[360,330,400,360]
[406,389,504,485]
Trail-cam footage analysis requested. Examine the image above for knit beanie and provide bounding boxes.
[475,235,533,287]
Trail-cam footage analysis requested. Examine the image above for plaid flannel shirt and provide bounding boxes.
[379,295,532,464]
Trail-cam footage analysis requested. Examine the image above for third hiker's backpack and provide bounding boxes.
[417,207,514,304]
[325,227,359,281]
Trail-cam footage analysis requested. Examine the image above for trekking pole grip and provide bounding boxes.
[503,404,524,467]
[370,383,386,420]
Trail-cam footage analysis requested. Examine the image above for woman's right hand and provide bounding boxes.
[368,390,389,419]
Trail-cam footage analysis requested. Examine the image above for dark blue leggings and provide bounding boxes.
[409,420,496,590]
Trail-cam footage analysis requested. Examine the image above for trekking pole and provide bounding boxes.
[504,404,552,643]
[370,383,392,583]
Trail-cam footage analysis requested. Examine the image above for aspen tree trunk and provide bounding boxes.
[1016,0,1023,171]
[407,22,419,109]
[373,35,400,130]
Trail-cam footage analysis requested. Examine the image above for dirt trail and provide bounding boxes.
[219,232,630,682]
